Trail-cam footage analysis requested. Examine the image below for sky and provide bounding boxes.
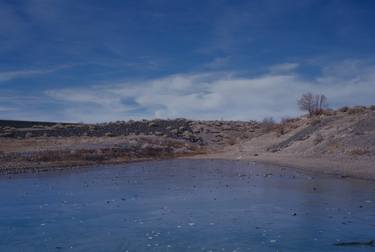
[1,0,375,122]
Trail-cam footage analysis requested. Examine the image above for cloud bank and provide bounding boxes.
[44,60,375,123]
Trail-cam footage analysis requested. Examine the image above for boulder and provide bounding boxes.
[148,122,158,127]
[182,131,193,139]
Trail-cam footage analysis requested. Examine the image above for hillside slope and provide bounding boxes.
[197,106,375,179]
[265,107,374,160]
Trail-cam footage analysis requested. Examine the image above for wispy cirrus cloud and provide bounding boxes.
[0,65,73,82]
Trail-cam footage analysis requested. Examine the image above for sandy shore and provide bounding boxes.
[1,147,373,180]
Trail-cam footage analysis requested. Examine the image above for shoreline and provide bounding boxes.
[2,152,374,182]
[188,152,375,181]
[0,152,200,176]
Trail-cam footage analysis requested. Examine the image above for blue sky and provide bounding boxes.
[1,0,375,122]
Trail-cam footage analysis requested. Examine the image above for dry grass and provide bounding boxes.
[348,106,367,115]
[313,133,324,145]
[349,148,370,156]
[0,134,204,172]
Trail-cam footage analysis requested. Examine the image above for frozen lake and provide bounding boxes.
[0,159,374,251]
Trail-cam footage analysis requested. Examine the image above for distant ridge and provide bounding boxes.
[0,119,75,129]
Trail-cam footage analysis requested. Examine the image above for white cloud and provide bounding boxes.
[43,60,375,123]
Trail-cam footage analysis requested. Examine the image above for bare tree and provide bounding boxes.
[298,92,328,116]
[298,93,314,115]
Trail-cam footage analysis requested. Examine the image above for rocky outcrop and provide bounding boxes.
[0,119,203,144]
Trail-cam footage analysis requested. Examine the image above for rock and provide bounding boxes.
[148,122,158,127]
[105,132,114,137]
[52,124,64,129]
[222,125,232,131]
[25,132,33,138]
[70,150,77,155]
[182,131,193,139]
[178,126,186,131]
[0,133,14,138]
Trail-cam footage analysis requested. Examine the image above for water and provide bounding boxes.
[0,159,374,251]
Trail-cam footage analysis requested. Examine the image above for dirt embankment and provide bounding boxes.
[1,106,374,178]
[194,106,375,180]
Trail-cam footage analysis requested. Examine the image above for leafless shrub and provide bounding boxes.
[274,126,285,137]
[261,117,275,132]
[275,118,288,136]
[339,106,349,112]
[280,117,293,124]
[321,108,336,116]
[348,106,366,115]
[309,117,321,126]
[298,93,328,116]
[275,117,299,136]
